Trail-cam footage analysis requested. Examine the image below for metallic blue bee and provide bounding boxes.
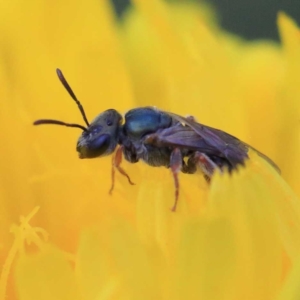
[34,69,280,211]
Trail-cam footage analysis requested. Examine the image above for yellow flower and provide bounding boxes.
[0,0,300,299]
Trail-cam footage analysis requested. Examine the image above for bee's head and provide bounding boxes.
[33,69,122,159]
[76,109,122,158]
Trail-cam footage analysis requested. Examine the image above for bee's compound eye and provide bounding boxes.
[88,133,111,156]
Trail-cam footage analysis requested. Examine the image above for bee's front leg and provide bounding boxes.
[109,146,135,194]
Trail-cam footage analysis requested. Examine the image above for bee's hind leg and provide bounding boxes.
[109,146,135,194]
[187,152,221,183]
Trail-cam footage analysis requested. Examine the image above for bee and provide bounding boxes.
[34,69,280,211]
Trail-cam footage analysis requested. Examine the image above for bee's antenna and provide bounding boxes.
[56,68,90,127]
[33,119,87,131]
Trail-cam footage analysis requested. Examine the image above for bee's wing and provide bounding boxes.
[162,112,247,166]
[148,124,223,155]
[243,144,281,173]
[162,111,280,172]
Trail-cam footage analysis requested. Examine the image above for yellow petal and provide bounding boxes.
[230,42,283,161]
[111,220,161,300]
[172,218,236,300]
[15,246,79,300]
[277,13,300,197]
[76,228,117,300]
[207,155,283,300]
[136,166,208,258]
[278,255,300,300]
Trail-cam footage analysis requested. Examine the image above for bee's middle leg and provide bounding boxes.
[109,146,135,194]
[170,148,183,212]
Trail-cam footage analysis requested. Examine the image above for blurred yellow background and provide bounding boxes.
[0,1,300,299]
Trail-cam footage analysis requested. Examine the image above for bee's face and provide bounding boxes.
[76,109,122,159]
